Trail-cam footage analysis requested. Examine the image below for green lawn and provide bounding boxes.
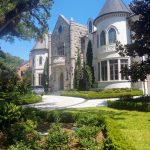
[69,107,150,150]
[61,88,143,99]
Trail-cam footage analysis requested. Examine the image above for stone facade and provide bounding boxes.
[49,15,87,91]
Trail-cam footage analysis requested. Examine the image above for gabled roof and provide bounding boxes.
[32,34,49,51]
[97,0,130,18]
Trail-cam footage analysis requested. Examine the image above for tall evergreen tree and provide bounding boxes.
[74,49,82,89]
[86,40,95,84]
[42,57,49,93]
[117,0,150,82]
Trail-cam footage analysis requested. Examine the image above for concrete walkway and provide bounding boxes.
[27,95,119,110]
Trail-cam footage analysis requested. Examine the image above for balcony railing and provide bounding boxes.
[100,45,116,53]
[52,56,65,66]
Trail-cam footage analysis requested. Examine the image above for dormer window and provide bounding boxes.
[39,56,42,65]
[100,31,106,46]
[109,28,117,44]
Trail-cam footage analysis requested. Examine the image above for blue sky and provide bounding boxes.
[0,0,131,60]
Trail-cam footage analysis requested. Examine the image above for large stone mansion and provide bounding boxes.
[30,0,150,94]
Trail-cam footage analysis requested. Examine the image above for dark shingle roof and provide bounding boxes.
[98,0,130,18]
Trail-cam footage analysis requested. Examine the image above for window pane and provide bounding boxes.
[109,28,116,44]
[97,35,99,48]
[100,31,106,46]
[121,59,128,80]
[109,59,118,80]
[101,61,107,81]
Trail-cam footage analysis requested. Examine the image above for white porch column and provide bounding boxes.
[107,60,110,81]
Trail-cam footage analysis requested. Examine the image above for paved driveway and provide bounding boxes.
[27,95,119,110]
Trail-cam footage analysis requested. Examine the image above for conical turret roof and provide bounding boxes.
[98,0,130,18]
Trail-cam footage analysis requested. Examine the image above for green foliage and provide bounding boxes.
[0,0,53,41]
[0,50,24,71]
[74,49,92,90]
[108,96,150,112]
[42,57,49,93]
[76,114,104,127]
[116,0,150,82]
[74,49,82,89]
[86,40,95,84]
[76,126,100,139]
[9,120,39,149]
[0,103,22,130]
[14,93,42,105]
[46,123,70,149]
[104,118,135,150]
[8,141,31,150]
[0,61,19,94]
[61,88,143,99]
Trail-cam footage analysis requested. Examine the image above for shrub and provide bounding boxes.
[76,114,104,127]
[0,103,22,130]
[46,123,71,149]
[8,141,31,150]
[8,120,39,149]
[108,96,150,112]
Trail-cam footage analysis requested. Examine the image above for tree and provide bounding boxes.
[116,0,150,82]
[42,57,49,93]
[74,49,92,90]
[74,49,82,89]
[0,0,53,41]
[86,40,95,84]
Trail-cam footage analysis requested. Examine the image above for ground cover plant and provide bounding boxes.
[61,88,143,99]
[108,96,150,112]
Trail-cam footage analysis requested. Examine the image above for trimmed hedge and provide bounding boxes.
[108,96,150,112]
[104,118,135,150]
[61,88,143,99]
[15,93,42,105]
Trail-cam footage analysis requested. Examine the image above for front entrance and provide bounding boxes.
[59,73,64,90]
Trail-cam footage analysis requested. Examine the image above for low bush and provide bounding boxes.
[76,114,104,127]
[46,123,71,149]
[0,103,22,130]
[61,88,143,99]
[108,96,150,112]
[8,141,31,150]
[8,120,39,149]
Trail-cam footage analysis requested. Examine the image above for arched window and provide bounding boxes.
[108,28,117,44]
[100,31,106,46]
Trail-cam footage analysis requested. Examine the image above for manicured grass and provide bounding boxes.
[61,88,143,99]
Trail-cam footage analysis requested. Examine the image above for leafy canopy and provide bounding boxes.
[0,0,53,41]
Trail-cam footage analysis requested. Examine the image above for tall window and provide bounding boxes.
[121,59,129,80]
[98,63,100,81]
[110,60,118,80]
[101,61,107,81]
[57,46,64,56]
[38,74,43,85]
[109,28,117,44]
[100,31,106,46]
[32,74,35,86]
[39,56,42,65]
[81,37,85,53]
[97,34,99,48]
